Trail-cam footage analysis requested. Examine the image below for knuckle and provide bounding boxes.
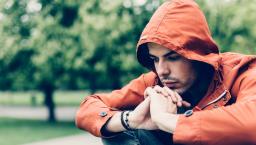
[153,85,161,90]
[153,86,163,93]
[146,87,153,92]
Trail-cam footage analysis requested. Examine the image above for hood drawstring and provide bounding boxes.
[201,90,228,110]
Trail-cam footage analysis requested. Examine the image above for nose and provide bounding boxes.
[157,60,170,77]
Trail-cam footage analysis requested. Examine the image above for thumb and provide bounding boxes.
[133,97,151,116]
[182,101,191,108]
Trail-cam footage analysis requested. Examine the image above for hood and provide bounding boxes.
[137,0,220,71]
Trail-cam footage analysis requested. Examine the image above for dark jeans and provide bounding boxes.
[102,130,174,145]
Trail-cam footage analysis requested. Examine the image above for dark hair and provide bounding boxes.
[137,43,154,70]
[192,60,214,77]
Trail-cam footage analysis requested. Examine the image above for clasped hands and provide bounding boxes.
[128,85,191,133]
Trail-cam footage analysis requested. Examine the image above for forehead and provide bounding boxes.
[147,42,175,56]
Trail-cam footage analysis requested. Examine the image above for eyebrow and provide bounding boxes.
[149,51,176,58]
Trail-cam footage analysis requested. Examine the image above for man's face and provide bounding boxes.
[147,42,198,94]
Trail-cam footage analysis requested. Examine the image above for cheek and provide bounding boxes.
[185,67,197,83]
[154,64,161,74]
[176,62,196,81]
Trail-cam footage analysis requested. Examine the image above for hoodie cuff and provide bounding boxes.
[100,117,122,138]
[173,114,201,145]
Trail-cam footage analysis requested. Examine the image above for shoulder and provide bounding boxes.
[220,52,256,69]
[231,65,256,101]
[142,71,157,87]
[220,52,256,82]
[220,52,256,96]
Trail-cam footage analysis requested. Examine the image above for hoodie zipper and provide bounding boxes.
[201,90,227,110]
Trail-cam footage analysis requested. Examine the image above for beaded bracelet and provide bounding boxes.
[120,111,133,130]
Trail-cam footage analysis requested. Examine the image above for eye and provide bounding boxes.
[149,56,159,62]
[167,55,180,61]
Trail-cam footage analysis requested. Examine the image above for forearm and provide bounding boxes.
[153,113,179,133]
[105,112,126,133]
[105,102,159,133]
[174,100,256,145]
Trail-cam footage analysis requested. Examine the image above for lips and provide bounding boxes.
[164,82,178,88]
[162,80,178,88]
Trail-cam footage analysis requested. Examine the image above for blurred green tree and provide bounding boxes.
[198,0,256,54]
[0,0,84,122]
[0,0,160,122]
[0,0,255,122]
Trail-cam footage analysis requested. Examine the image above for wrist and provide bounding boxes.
[121,111,134,130]
[154,113,179,133]
[105,112,126,132]
[126,111,138,129]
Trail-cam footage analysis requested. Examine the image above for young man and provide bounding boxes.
[76,0,256,145]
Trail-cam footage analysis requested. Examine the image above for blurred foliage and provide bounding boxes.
[0,0,163,121]
[198,0,256,54]
[0,118,81,145]
[0,0,163,92]
[0,0,256,120]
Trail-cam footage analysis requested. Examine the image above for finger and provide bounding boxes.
[167,96,174,112]
[144,87,152,99]
[174,91,183,107]
[182,101,191,108]
[163,86,178,103]
[147,87,166,105]
[148,87,168,116]
[147,87,168,104]
[169,94,178,105]
[134,96,151,115]
[167,95,176,105]
[167,96,177,113]
[173,92,191,107]
[147,87,159,99]
[153,85,169,97]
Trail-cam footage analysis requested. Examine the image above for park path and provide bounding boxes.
[0,105,103,145]
[0,105,77,121]
[22,133,102,145]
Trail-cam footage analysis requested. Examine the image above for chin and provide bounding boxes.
[171,88,182,94]
[173,87,188,95]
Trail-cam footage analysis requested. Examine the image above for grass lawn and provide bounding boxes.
[0,91,90,106]
[0,118,84,145]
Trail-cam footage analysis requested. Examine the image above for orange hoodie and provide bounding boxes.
[76,0,256,144]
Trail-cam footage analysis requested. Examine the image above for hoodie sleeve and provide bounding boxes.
[173,68,256,145]
[75,72,156,137]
